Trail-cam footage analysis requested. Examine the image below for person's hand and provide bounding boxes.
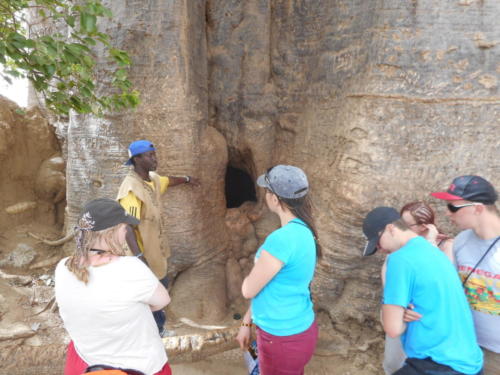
[403,304,423,322]
[422,224,438,245]
[236,325,251,350]
[187,176,200,187]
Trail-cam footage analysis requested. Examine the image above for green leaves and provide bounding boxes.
[0,0,140,116]
[80,13,97,33]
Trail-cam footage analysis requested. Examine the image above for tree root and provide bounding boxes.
[27,232,74,246]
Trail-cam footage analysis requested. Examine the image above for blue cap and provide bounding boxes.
[125,140,156,165]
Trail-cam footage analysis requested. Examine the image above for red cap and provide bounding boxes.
[430,192,463,201]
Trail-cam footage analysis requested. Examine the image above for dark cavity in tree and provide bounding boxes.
[225,166,257,208]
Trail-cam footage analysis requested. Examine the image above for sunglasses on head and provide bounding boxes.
[264,166,308,198]
[447,202,482,213]
[265,167,278,196]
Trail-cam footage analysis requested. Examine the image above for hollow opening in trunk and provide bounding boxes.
[225,166,257,208]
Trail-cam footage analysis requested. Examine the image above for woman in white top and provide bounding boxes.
[55,198,171,375]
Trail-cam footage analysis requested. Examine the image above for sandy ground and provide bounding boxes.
[171,347,382,374]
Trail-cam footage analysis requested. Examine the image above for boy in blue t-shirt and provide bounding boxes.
[362,207,483,375]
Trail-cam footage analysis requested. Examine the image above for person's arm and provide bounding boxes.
[125,225,148,265]
[241,250,283,299]
[439,239,455,264]
[381,258,422,324]
[119,193,148,262]
[147,282,171,311]
[236,307,252,350]
[423,223,439,246]
[167,175,200,187]
[382,304,407,338]
[383,255,418,337]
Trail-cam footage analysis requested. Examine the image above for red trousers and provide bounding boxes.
[64,341,172,375]
[256,320,318,375]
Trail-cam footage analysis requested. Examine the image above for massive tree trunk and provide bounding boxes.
[207,0,500,323]
[65,0,230,320]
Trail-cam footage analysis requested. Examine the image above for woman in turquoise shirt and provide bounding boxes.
[236,165,321,375]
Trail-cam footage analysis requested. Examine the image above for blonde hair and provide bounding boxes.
[65,223,127,284]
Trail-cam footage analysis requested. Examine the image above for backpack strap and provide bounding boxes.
[462,236,500,287]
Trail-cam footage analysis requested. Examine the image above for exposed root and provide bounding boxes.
[29,255,63,269]
[0,323,36,341]
[27,231,74,246]
[165,326,240,363]
[5,201,37,214]
[32,296,56,316]
[0,270,32,286]
[179,317,228,330]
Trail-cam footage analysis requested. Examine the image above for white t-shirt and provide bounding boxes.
[55,256,167,375]
[454,229,500,353]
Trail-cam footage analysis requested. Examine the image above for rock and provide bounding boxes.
[0,98,60,232]
[0,243,37,268]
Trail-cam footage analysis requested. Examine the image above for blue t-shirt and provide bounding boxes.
[251,218,316,336]
[384,236,483,374]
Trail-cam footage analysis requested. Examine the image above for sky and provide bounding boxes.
[0,68,28,107]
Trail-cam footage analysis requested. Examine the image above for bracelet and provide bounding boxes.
[241,322,252,327]
[184,175,191,183]
[135,253,144,258]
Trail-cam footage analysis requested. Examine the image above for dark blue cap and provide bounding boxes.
[362,207,400,256]
[431,175,497,205]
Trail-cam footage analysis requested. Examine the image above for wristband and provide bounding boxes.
[135,253,144,258]
[184,175,191,183]
[241,322,252,327]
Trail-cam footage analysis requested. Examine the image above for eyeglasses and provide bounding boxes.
[447,202,482,213]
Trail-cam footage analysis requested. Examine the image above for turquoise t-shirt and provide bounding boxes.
[251,218,316,336]
[384,236,483,374]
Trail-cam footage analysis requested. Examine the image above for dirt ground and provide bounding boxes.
[172,348,382,374]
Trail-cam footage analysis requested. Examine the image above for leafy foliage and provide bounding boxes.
[0,0,139,116]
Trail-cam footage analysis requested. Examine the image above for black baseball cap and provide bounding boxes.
[362,207,400,256]
[431,175,497,204]
[78,198,139,231]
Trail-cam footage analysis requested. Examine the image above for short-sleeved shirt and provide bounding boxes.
[55,257,167,375]
[384,236,483,374]
[119,176,169,252]
[454,229,500,352]
[251,218,316,336]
